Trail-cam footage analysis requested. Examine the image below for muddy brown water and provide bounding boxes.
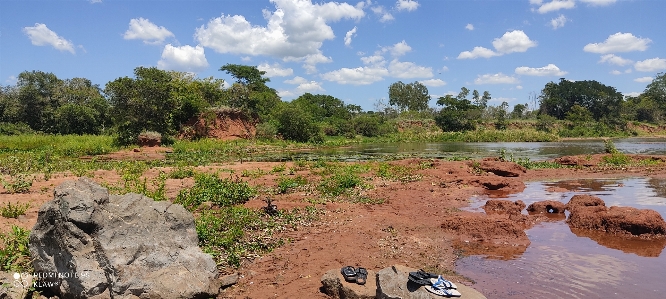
[458,178,666,299]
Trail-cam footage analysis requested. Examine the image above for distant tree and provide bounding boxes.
[291,93,352,122]
[219,64,279,119]
[275,104,321,143]
[434,94,479,132]
[13,71,63,132]
[511,104,527,119]
[643,72,666,111]
[495,101,509,130]
[219,64,270,90]
[481,91,491,109]
[388,81,430,112]
[538,78,623,121]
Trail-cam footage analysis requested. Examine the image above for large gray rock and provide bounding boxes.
[320,268,377,299]
[377,265,487,299]
[29,178,218,299]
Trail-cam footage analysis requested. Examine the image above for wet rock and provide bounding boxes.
[565,194,606,211]
[553,156,595,167]
[527,200,566,214]
[441,213,530,243]
[320,268,376,299]
[567,205,666,237]
[29,177,218,299]
[483,199,526,215]
[471,177,525,192]
[376,265,487,299]
[475,161,526,177]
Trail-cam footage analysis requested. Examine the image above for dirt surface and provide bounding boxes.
[2,153,666,298]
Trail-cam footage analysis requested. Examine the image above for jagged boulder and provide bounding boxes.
[29,177,218,299]
[565,194,606,212]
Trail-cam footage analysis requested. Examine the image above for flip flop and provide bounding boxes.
[425,285,462,297]
[408,269,438,285]
[431,276,458,290]
[356,267,368,285]
[340,266,357,283]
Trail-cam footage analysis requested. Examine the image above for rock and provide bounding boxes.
[527,200,566,214]
[1,271,34,299]
[470,177,526,193]
[29,177,218,299]
[483,199,526,215]
[376,265,487,299]
[567,205,666,237]
[218,273,239,288]
[320,268,376,299]
[441,213,530,243]
[475,161,526,177]
[566,194,606,211]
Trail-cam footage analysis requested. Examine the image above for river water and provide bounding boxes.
[457,178,666,299]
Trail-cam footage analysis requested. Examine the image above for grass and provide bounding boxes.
[0,202,30,218]
[1,174,33,194]
[276,175,308,194]
[0,225,32,272]
[175,173,256,211]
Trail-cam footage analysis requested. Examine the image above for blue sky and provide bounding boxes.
[2,0,665,111]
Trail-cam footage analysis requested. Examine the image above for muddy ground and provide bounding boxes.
[2,149,666,299]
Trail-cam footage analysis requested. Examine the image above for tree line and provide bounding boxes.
[1,64,665,144]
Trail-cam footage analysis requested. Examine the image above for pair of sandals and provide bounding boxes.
[340,266,368,285]
[408,269,461,297]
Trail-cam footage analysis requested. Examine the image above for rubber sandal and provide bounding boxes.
[425,285,462,297]
[408,269,437,285]
[431,276,458,290]
[340,266,357,283]
[356,267,368,285]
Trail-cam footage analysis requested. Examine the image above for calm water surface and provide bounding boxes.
[457,178,666,299]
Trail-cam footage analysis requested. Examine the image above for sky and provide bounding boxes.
[1,0,665,111]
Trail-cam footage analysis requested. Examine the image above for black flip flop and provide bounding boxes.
[341,266,357,283]
[408,269,438,285]
[356,267,368,285]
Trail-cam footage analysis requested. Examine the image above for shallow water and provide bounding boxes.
[457,178,666,299]
[253,138,666,162]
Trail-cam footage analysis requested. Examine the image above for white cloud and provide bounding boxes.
[515,64,567,76]
[371,6,394,22]
[535,0,575,14]
[195,0,364,60]
[157,44,208,72]
[457,47,499,59]
[599,54,633,66]
[610,70,622,75]
[344,27,357,47]
[285,76,308,84]
[420,79,447,87]
[492,30,537,54]
[580,0,616,6]
[386,40,412,57]
[583,32,652,54]
[321,66,389,85]
[516,85,524,90]
[634,77,653,83]
[550,14,567,29]
[89,0,102,3]
[465,24,474,31]
[123,18,174,44]
[361,55,385,66]
[623,92,641,98]
[22,23,75,54]
[474,73,519,85]
[634,58,666,72]
[278,90,295,98]
[388,59,433,78]
[258,63,293,77]
[396,0,420,11]
[241,56,252,62]
[5,75,18,85]
[625,68,633,73]
[296,81,325,93]
[530,0,543,4]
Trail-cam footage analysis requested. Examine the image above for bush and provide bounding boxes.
[536,114,557,132]
[0,202,30,219]
[0,225,32,272]
[352,115,382,137]
[0,122,34,135]
[175,173,256,210]
[276,175,308,194]
[275,105,321,143]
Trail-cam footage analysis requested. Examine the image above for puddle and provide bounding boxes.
[457,178,666,299]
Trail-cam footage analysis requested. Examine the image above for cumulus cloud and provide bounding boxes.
[258,63,293,77]
[550,14,567,29]
[458,30,536,59]
[474,73,519,85]
[157,44,208,72]
[623,92,641,98]
[388,59,433,78]
[634,77,653,83]
[396,0,419,11]
[195,0,364,62]
[371,5,394,22]
[583,32,652,54]
[465,24,474,31]
[634,58,666,72]
[534,0,575,14]
[321,66,389,85]
[296,81,325,93]
[610,70,622,75]
[386,40,412,57]
[124,18,174,44]
[599,54,633,66]
[580,0,616,6]
[419,79,446,87]
[515,64,567,76]
[22,23,75,54]
[285,76,308,84]
[344,27,357,46]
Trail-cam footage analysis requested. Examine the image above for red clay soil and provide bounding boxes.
[2,153,666,299]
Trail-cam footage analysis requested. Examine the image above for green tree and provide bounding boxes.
[13,71,63,132]
[275,104,321,143]
[495,101,509,130]
[219,64,280,119]
[510,104,527,119]
[643,72,666,112]
[291,93,352,122]
[388,81,430,112]
[434,94,479,132]
[538,78,623,121]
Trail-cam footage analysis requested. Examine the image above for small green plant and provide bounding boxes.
[169,166,196,179]
[1,174,33,194]
[241,168,266,178]
[175,173,256,210]
[1,202,30,219]
[270,163,286,174]
[319,172,363,196]
[0,226,32,272]
[603,153,631,166]
[604,139,619,154]
[276,175,308,194]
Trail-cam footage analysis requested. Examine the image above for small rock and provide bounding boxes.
[527,200,566,214]
[483,199,526,215]
[320,268,376,299]
[219,273,239,288]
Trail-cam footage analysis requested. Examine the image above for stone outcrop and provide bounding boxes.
[567,205,666,237]
[320,268,376,299]
[474,161,526,177]
[29,178,218,299]
[527,200,566,214]
[565,194,606,212]
[483,199,526,215]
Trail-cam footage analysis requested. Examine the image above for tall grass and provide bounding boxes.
[0,134,118,157]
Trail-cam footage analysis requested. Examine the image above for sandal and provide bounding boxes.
[340,266,357,283]
[425,285,462,297]
[408,269,438,285]
[431,276,458,290]
[356,267,368,285]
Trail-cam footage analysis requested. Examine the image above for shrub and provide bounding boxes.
[0,202,30,219]
[276,175,308,194]
[0,226,32,272]
[275,105,321,143]
[1,174,33,194]
[175,173,256,210]
[0,122,34,135]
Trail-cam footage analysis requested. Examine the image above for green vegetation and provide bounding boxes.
[0,202,30,219]
[0,225,32,272]
[276,175,308,194]
[175,173,256,210]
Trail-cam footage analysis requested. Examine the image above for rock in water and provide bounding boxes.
[29,177,218,299]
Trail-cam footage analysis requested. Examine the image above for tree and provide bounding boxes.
[388,81,430,112]
[538,78,623,121]
[511,104,527,119]
[291,93,351,122]
[275,104,321,143]
[14,71,63,132]
[495,101,509,130]
[219,64,270,90]
[481,91,491,109]
[434,94,479,132]
[643,72,666,111]
[219,64,279,119]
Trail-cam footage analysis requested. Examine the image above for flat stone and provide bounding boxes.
[321,268,377,299]
[219,273,239,288]
[377,265,487,299]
